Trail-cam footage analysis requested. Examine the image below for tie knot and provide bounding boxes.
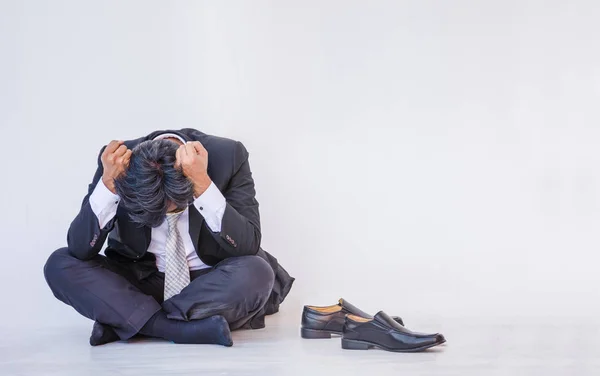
[166,211,183,228]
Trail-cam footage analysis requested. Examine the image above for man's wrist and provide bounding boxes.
[193,181,227,232]
[193,175,212,198]
[102,176,117,195]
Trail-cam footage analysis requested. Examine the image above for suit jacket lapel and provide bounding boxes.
[188,204,204,252]
[143,226,151,251]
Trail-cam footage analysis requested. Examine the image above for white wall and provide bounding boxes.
[1,0,599,328]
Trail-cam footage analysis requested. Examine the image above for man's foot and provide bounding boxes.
[89,321,120,346]
[140,311,232,346]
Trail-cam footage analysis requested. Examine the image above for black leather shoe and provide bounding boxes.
[301,299,404,339]
[342,311,446,352]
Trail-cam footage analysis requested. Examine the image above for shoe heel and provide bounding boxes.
[341,339,371,350]
[301,328,332,339]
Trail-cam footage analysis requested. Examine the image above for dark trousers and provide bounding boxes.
[44,248,275,339]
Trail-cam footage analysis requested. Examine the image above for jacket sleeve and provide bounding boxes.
[66,146,117,260]
[208,141,262,257]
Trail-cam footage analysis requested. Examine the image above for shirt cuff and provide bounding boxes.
[193,182,226,232]
[89,179,120,229]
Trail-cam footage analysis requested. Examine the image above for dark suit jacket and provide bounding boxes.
[66,128,294,328]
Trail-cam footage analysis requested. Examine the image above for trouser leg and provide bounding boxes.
[162,255,275,329]
[43,247,162,339]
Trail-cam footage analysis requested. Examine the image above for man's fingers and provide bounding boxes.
[122,149,133,166]
[189,141,205,154]
[185,142,197,156]
[113,144,128,158]
[116,149,132,165]
[179,143,189,156]
[175,147,180,168]
[175,146,184,168]
[104,140,123,155]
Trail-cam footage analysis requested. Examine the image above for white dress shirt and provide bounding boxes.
[89,135,227,271]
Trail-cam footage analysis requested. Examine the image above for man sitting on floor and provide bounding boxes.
[44,128,294,346]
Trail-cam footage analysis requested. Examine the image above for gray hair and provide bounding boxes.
[114,139,194,227]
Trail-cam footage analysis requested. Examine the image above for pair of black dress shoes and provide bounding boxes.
[301,299,446,352]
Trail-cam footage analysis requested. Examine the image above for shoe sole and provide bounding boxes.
[341,338,446,352]
[301,328,341,339]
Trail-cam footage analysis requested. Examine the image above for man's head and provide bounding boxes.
[115,139,194,227]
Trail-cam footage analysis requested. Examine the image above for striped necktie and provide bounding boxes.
[163,212,190,300]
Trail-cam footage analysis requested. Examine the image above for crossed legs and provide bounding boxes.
[44,248,275,345]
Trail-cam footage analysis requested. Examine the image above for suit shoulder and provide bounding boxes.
[180,129,250,175]
[204,135,239,150]
[205,137,249,168]
[124,136,147,149]
[180,128,243,152]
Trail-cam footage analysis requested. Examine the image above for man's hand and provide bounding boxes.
[176,141,212,198]
[101,140,132,194]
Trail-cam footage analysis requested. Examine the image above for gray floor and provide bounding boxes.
[2,315,599,376]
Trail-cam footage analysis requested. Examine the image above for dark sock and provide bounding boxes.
[89,321,120,346]
[139,311,232,346]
